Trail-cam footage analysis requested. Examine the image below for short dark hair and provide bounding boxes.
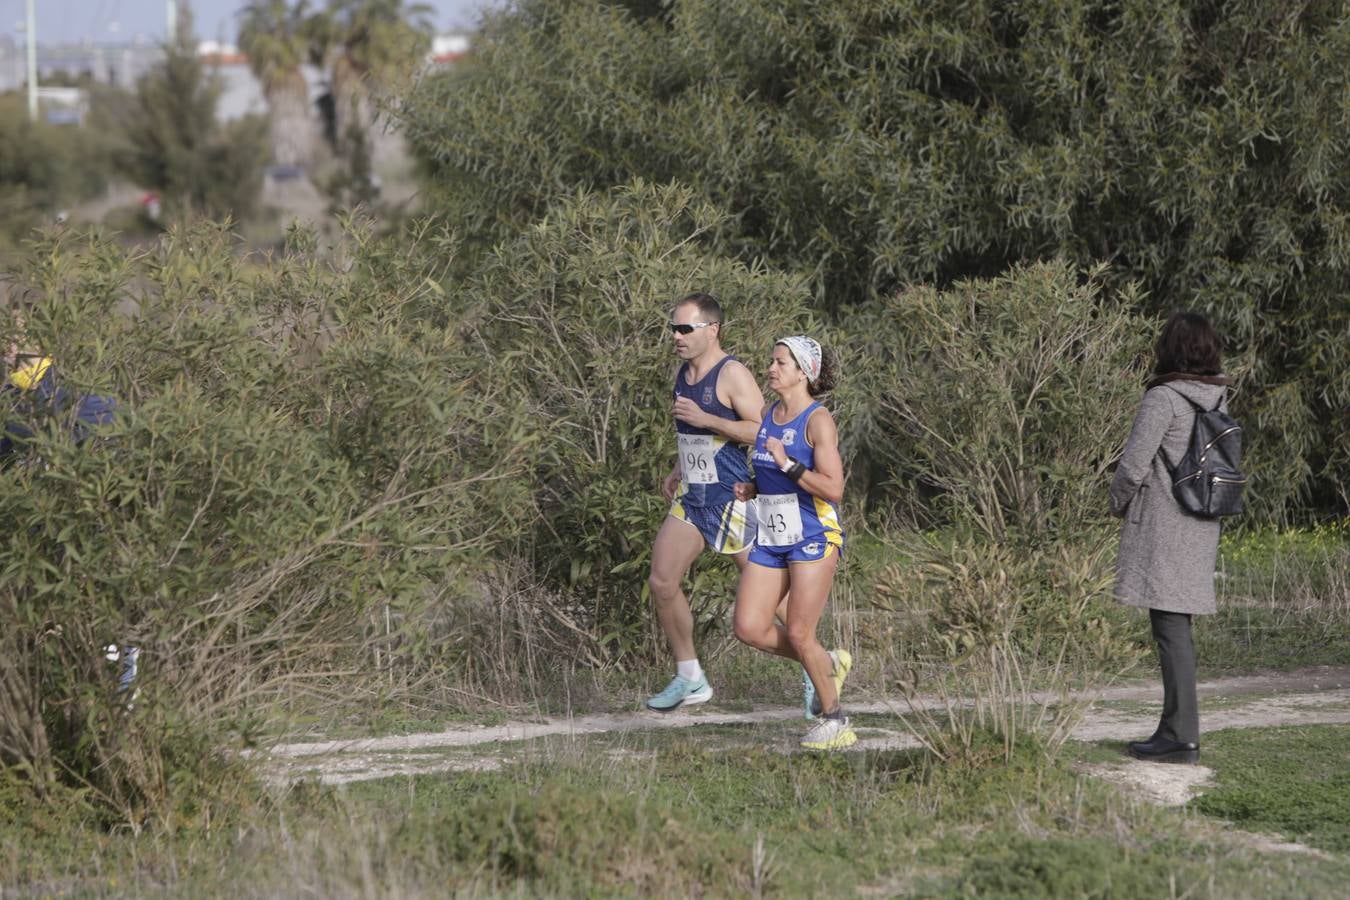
[1154,311,1223,376]
[675,292,722,325]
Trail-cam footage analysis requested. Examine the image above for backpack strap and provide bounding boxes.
[1160,384,1226,413]
[1154,385,1222,472]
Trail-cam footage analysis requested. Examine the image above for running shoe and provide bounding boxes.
[800,715,857,750]
[645,674,713,711]
[806,649,854,718]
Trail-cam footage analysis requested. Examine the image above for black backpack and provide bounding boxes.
[1164,388,1246,518]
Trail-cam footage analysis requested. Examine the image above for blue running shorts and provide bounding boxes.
[669,494,754,555]
[748,536,842,569]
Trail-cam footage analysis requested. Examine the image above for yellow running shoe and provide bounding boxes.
[800,716,857,750]
[808,649,855,719]
[831,649,853,701]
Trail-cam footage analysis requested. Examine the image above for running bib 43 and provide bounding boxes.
[756,493,804,546]
[678,434,719,484]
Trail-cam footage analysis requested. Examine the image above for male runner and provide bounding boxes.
[646,292,772,711]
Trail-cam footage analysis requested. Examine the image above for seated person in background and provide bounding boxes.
[2,345,117,461]
[3,338,132,696]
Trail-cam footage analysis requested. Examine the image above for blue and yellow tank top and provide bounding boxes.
[674,356,752,508]
[751,401,844,550]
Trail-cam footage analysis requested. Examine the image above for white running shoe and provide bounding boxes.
[800,715,857,751]
[645,674,713,711]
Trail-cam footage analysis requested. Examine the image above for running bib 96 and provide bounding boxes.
[678,434,719,484]
[756,493,804,546]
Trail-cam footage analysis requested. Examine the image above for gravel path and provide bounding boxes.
[264,664,1350,790]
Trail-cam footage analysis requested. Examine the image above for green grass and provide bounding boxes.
[5,523,1348,895]
[1202,524,1350,672]
[1218,522,1350,579]
[1191,724,1350,853]
[7,724,1350,897]
[1197,606,1350,672]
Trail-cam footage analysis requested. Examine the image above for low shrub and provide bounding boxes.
[0,185,819,825]
[871,528,1141,766]
[0,220,535,828]
[836,259,1152,539]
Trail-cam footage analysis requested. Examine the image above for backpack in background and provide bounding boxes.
[1165,389,1247,518]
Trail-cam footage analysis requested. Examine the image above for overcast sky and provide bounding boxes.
[1,0,502,45]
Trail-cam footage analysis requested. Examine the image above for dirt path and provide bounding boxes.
[265,665,1350,790]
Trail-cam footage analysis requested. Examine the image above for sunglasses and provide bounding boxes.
[670,322,714,335]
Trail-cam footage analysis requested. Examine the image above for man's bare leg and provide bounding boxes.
[648,515,708,662]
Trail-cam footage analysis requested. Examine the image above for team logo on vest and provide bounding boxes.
[782,428,797,446]
[702,387,715,405]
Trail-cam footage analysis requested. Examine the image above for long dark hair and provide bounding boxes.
[1154,312,1223,376]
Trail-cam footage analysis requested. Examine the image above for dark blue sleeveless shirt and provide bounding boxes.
[673,356,752,508]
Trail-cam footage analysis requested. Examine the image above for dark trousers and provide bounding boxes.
[1149,608,1199,744]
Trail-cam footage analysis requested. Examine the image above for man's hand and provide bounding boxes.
[672,396,708,429]
[661,468,681,502]
[733,481,757,502]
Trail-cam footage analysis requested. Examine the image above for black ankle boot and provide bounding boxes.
[1127,736,1199,764]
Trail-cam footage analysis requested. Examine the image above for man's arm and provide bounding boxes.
[686,360,764,445]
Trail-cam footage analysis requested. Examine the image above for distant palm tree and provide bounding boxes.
[307,0,434,158]
[238,0,320,168]
[324,0,435,77]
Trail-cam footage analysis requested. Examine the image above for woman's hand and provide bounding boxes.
[733,481,757,502]
[765,436,787,467]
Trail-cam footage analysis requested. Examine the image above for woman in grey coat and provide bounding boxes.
[1110,312,1232,764]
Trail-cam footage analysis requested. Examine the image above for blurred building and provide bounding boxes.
[35,86,87,124]
[0,36,160,92]
[431,34,471,66]
[1,33,471,123]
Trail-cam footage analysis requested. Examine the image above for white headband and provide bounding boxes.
[778,335,822,383]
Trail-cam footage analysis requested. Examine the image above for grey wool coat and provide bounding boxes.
[1110,379,1228,615]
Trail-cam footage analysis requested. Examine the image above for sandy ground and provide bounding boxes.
[264,665,1350,798]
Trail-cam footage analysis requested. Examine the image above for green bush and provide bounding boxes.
[0,221,533,827]
[0,183,817,823]
[115,30,268,222]
[5,213,1163,825]
[829,263,1150,759]
[400,0,1350,521]
[839,260,1151,541]
[460,180,812,652]
[0,94,110,250]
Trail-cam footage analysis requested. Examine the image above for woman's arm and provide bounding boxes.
[1109,389,1174,517]
[794,407,845,505]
